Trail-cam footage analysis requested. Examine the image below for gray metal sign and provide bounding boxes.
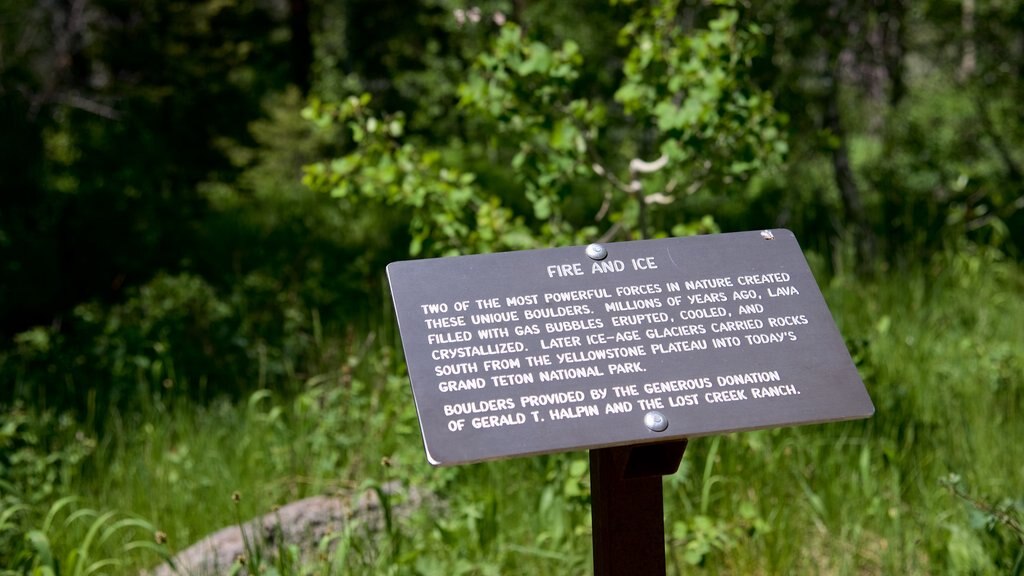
[387,230,873,466]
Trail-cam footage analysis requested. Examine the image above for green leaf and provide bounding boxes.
[25,530,55,568]
[561,39,579,58]
[518,43,553,76]
[548,118,577,151]
[533,196,551,220]
[613,83,651,110]
[655,100,702,131]
[708,9,738,32]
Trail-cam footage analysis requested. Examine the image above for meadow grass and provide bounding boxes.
[2,250,1022,574]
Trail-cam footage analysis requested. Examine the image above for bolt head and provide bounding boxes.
[586,243,608,260]
[644,411,668,432]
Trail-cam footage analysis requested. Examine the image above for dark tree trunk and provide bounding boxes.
[824,70,875,267]
[823,0,876,268]
[511,0,527,23]
[290,0,313,94]
[881,0,907,105]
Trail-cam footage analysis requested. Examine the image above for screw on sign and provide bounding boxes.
[387,230,873,575]
[643,411,668,432]
[586,243,609,260]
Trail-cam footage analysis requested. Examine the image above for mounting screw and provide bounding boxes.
[586,243,608,260]
[644,411,668,432]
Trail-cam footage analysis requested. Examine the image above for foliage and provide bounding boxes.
[0,496,171,575]
[0,405,96,560]
[1,269,353,419]
[942,473,1024,574]
[0,89,389,413]
[304,0,786,257]
[613,1,786,181]
[4,0,1024,341]
[859,75,1023,261]
[0,406,94,508]
[2,0,1024,574]
[302,94,538,257]
[0,0,296,337]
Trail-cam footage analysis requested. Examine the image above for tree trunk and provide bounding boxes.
[960,0,976,81]
[881,0,907,105]
[823,0,876,268]
[824,72,874,268]
[290,0,313,94]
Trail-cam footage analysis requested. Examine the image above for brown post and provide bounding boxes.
[590,441,687,576]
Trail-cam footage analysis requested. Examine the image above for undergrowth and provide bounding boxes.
[1,249,1022,574]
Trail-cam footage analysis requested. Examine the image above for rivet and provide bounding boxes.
[586,243,608,260]
[644,411,668,432]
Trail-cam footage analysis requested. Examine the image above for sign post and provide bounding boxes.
[590,441,687,575]
[386,230,873,573]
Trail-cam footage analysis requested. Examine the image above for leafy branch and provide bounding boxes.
[942,474,1024,545]
[304,0,786,257]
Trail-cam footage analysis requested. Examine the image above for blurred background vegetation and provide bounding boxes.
[1,0,1022,573]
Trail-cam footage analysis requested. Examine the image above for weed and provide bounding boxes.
[1,496,171,574]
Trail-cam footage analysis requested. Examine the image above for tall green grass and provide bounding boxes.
[2,250,1022,574]
[653,248,1024,574]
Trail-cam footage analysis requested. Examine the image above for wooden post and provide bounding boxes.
[590,440,687,576]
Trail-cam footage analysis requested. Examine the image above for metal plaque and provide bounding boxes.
[387,229,874,466]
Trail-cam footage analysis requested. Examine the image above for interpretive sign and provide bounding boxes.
[387,229,873,466]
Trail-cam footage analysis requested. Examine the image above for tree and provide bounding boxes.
[303,0,786,256]
[0,0,295,336]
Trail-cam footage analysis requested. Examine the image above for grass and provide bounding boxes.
[2,249,1022,574]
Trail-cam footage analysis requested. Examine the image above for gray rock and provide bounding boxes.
[148,483,431,575]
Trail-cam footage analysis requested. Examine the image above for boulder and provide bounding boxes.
[148,483,431,575]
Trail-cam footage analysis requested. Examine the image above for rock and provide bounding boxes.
[147,482,432,575]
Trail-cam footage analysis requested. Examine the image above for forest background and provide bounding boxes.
[1,0,1023,573]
